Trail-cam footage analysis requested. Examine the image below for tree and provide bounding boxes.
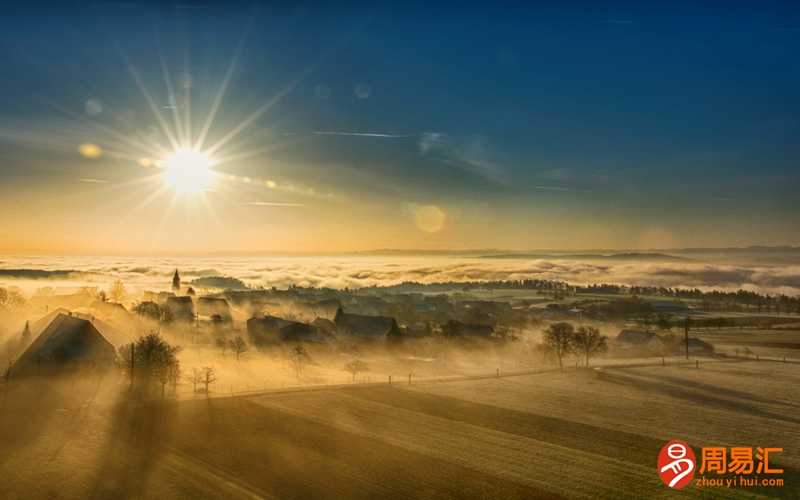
[572,326,608,367]
[119,333,181,396]
[215,335,228,355]
[201,366,216,394]
[343,359,369,383]
[172,269,181,291]
[0,288,26,310]
[134,301,165,321]
[229,336,248,361]
[186,286,196,296]
[288,345,310,380]
[543,322,574,371]
[109,280,127,303]
[187,367,203,393]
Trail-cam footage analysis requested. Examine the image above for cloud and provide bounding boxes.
[78,178,110,184]
[313,131,412,138]
[418,133,508,184]
[4,256,800,297]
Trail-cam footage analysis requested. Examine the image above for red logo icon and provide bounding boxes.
[658,440,696,489]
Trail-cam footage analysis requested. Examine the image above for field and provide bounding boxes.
[1,357,797,499]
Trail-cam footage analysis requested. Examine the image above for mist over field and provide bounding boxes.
[2,249,800,296]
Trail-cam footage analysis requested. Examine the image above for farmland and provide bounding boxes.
[1,357,797,499]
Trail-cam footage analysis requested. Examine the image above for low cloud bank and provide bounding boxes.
[1,256,799,296]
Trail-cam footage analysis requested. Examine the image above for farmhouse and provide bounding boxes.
[334,309,402,342]
[8,313,117,378]
[197,296,232,321]
[247,315,325,345]
[166,296,195,321]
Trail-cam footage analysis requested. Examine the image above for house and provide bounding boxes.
[290,299,342,323]
[334,309,402,342]
[247,315,293,346]
[311,317,336,336]
[197,297,232,322]
[278,322,324,343]
[615,329,663,350]
[8,313,117,378]
[90,300,129,319]
[166,296,195,322]
[247,315,325,345]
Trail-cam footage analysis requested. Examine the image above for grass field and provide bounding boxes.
[0,358,797,499]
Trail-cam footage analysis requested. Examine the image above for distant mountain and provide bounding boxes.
[481,252,690,261]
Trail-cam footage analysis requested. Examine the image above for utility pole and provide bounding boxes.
[130,343,135,387]
[684,316,690,360]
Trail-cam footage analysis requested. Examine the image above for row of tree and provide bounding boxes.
[543,322,609,370]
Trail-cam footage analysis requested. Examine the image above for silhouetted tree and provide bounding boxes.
[109,280,127,303]
[543,322,574,371]
[172,269,181,291]
[343,359,369,383]
[119,333,181,396]
[187,367,203,393]
[201,366,216,394]
[288,345,310,380]
[229,336,247,361]
[572,326,608,367]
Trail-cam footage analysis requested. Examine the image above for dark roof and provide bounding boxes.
[335,310,399,338]
[279,322,322,343]
[197,297,231,317]
[9,313,117,377]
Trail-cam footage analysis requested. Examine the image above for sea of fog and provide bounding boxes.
[1,253,800,296]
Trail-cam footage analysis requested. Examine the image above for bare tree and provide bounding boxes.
[109,280,127,303]
[572,326,608,367]
[229,336,248,361]
[288,345,310,380]
[543,322,574,371]
[202,366,217,394]
[215,336,228,355]
[187,367,203,393]
[343,359,369,383]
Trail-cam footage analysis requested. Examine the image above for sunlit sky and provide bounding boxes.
[1,2,799,255]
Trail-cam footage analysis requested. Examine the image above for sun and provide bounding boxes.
[163,148,213,193]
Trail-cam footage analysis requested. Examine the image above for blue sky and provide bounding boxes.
[0,1,799,253]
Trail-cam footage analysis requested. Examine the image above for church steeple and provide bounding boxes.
[172,269,181,292]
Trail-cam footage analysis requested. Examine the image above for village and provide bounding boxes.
[4,268,772,392]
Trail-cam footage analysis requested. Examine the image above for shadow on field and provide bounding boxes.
[170,396,557,499]
[89,393,177,499]
[629,370,800,410]
[344,385,664,465]
[598,370,800,425]
[0,375,107,468]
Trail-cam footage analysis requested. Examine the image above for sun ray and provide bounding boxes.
[156,31,187,147]
[204,67,314,157]
[119,48,181,151]
[193,18,253,151]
